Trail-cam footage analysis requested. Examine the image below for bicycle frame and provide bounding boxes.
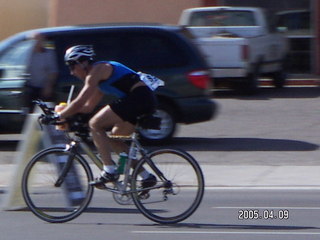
[58,131,163,196]
[108,132,166,195]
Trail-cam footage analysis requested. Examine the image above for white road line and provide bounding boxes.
[132,231,320,235]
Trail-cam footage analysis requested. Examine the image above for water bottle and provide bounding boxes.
[117,152,128,174]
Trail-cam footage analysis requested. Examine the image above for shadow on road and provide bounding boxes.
[14,207,141,214]
[85,207,140,214]
[70,219,320,231]
[164,137,319,152]
[153,222,320,231]
[0,137,318,153]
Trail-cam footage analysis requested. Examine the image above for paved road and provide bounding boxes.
[0,189,319,240]
[3,86,319,187]
[0,86,319,188]
[0,85,319,239]
[171,86,320,187]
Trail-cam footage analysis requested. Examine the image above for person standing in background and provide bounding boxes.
[24,32,58,111]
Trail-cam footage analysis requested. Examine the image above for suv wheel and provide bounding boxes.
[138,104,176,144]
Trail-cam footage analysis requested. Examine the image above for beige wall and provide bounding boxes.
[0,0,203,40]
[49,0,202,26]
[0,0,49,40]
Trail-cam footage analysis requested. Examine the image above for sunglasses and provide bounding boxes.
[66,61,79,70]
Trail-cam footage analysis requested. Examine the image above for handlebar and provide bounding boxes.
[33,100,90,136]
[32,100,61,126]
[33,99,55,116]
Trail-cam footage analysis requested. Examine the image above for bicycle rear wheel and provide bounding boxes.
[22,147,94,223]
[131,148,204,224]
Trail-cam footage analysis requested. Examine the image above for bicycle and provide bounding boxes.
[21,100,205,224]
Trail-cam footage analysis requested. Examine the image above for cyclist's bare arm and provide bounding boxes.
[59,63,112,118]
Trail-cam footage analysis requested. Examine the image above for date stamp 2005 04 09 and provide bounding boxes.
[238,209,289,220]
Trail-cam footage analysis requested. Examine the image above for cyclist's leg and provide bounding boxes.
[111,123,155,184]
[89,106,117,164]
[110,122,135,154]
[90,105,135,157]
[90,87,156,185]
[89,105,129,185]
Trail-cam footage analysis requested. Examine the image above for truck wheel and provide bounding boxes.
[244,62,260,94]
[138,104,176,144]
[272,57,288,88]
[272,70,286,88]
[245,73,258,94]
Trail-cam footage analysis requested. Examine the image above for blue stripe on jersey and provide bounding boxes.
[97,61,137,98]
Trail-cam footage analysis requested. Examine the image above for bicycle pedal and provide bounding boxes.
[89,181,107,190]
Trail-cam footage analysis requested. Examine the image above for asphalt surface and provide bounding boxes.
[0,85,319,193]
[1,78,320,191]
[0,80,319,240]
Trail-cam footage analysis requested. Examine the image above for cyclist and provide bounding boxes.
[57,45,159,189]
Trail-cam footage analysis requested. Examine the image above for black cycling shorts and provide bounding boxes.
[110,86,157,125]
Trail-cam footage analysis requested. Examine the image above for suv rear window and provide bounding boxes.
[55,30,189,73]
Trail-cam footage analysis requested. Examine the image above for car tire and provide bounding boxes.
[138,104,176,144]
[272,58,288,88]
[244,61,261,94]
[272,70,287,88]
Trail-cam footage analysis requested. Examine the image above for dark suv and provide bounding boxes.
[0,24,216,143]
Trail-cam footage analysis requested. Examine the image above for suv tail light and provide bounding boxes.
[187,70,211,89]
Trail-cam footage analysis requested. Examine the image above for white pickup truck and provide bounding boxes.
[179,6,289,93]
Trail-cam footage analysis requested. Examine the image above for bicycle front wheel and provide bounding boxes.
[22,147,94,223]
[131,148,204,224]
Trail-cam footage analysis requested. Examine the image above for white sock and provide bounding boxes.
[103,165,117,174]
